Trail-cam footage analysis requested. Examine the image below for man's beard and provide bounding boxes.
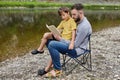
[75,17,80,23]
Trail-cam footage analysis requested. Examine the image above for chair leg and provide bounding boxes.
[62,53,92,75]
[82,53,92,71]
[62,56,72,72]
[89,52,92,71]
[66,62,79,75]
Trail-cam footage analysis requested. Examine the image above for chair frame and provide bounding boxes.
[62,34,92,75]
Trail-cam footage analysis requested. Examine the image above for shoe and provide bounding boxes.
[38,68,47,76]
[31,49,44,55]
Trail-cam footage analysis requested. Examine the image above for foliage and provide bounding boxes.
[0,1,72,8]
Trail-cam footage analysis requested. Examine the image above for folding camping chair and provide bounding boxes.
[62,34,92,75]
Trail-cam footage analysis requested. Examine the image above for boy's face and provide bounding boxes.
[60,11,69,20]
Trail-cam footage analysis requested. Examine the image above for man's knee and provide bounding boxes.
[48,41,57,47]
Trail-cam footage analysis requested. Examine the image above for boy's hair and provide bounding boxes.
[58,7,70,16]
[71,3,84,10]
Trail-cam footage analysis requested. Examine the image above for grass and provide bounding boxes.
[85,4,120,10]
[0,1,120,10]
[0,1,72,8]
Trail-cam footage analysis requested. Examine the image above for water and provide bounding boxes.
[0,9,120,61]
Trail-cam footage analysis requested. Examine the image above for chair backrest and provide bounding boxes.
[83,34,91,55]
[88,34,91,51]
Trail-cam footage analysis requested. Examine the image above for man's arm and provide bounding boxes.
[75,25,88,48]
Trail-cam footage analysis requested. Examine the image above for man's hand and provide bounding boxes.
[69,43,74,50]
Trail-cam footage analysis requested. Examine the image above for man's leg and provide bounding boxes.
[47,41,77,70]
[45,41,77,77]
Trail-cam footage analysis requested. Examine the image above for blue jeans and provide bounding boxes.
[46,39,77,70]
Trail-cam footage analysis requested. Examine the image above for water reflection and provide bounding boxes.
[0,9,120,61]
[85,10,120,31]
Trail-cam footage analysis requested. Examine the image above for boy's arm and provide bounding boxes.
[69,29,76,50]
[52,32,62,41]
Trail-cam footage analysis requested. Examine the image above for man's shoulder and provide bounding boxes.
[80,17,91,27]
[77,18,92,31]
[82,17,90,24]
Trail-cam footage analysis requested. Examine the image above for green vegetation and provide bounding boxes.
[0,1,120,10]
[0,1,72,8]
[85,4,120,10]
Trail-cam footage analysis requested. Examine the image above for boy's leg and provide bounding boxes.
[37,58,53,76]
[45,58,52,71]
[37,32,53,51]
[31,32,54,54]
[37,39,53,76]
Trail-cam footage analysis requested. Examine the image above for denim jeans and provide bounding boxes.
[46,39,77,70]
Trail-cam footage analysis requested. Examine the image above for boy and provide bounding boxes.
[31,7,76,55]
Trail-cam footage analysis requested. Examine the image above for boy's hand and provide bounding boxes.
[52,33,61,41]
[69,43,74,50]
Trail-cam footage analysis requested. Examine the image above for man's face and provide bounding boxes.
[71,9,83,22]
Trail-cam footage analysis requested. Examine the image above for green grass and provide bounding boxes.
[0,1,120,10]
[0,1,72,8]
[85,4,120,10]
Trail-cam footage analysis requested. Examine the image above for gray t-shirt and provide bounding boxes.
[75,17,92,55]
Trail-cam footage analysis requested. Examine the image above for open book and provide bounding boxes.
[46,24,61,36]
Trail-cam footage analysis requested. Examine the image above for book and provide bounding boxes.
[46,24,61,36]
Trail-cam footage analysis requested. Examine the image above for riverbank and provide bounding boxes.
[0,26,120,80]
[0,1,120,10]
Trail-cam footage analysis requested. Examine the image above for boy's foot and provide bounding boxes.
[37,66,53,76]
[37,68,48,76]
[31,49,44,55]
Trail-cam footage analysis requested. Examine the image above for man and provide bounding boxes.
[38,3,92,77]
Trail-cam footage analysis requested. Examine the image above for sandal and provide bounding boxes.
[31,49,44,55]
[37,68,47,76]
[45,69,62,78]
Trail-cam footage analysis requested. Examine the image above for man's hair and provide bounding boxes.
[71,3,84,10]
[58,7,70,16]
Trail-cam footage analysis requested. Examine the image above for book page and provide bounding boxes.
[46,24,60,36]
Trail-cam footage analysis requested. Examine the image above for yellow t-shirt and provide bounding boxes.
[57,17,76,40]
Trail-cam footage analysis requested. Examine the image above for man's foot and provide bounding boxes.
[31,49,44,55]
[45,69,62,78]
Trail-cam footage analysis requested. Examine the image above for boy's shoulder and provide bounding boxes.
[69,17,74,21]
[61,17,75,23]
[69,17,76,22]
